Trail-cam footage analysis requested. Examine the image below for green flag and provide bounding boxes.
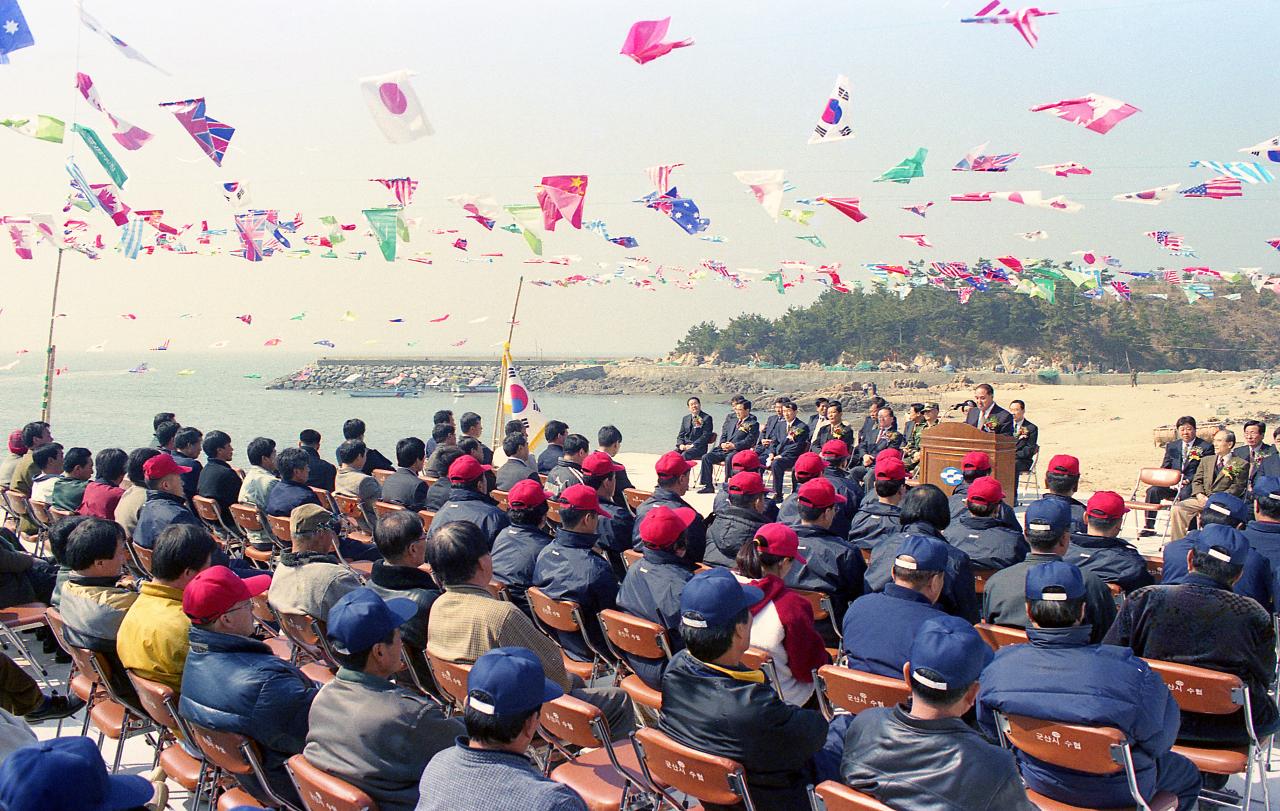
[1032,277,1057,303]
[363,207,400,261]
[72,123,127,187]
[873,147,927,184]
[1,114,65,143]
[504,204,544,256]
[1059,267,1097,289]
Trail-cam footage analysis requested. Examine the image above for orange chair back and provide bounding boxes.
[811,781,895,811]
[490,489,509,511]
[229,503,263,532]
[187,722,255,776]
[739,646,770,670]
[49,506,75,522]
[287,753,378,811]
[623,488,651,512]
[277,612,332,667]
[997,713,1126,775]
[191,496,223,524]
[126,670,183,731]
[632,726,751,808]
[527,587,582,633]
[599,609,671,660]
[791,588,830,621]
[371,469,392,486]
[539,693,605,749]
[332,493,364,520]
[1137,467,1183,490]
[374,500,404,518]
[132,543,153,574]
[545,500,562,525]
[4,490,29,517]
[974,622,1029,650]
[622,549,643,569]
[28,500,52,525]
[1145,555,1164,579]
[425,653,471,710]
[1143,658,1245,716]
[816,665,911,716]
[972,568,997,594]
[417,511,434,532]
[309,488,336,511]
[266,514,293,543]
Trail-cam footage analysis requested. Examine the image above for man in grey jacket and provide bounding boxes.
[306,588,463,811]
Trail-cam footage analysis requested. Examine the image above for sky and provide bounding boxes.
[0,0,1276,361]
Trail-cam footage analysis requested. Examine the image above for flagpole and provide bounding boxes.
[490,276,525,453]
[40,248,65,423]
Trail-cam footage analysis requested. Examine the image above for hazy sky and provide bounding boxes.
[0,0,1276,360]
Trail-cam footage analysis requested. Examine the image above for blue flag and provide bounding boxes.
[0,0,34,64]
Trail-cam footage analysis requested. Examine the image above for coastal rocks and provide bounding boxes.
[266,360,579,393]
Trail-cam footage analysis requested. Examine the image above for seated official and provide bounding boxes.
[195,431,241,518]
[117,524,217,692]
[134,452,202,550]
[114,447,161,538]
[633,452,708,563]
[1163,492,1273,612]
[697,399,760,494]
[1010,399,1038,475]
[180,566,316,806]
[946,452,1019,530]
[382,437,430,511]
[334,440,382,532]
[617,506,699,689]
[237,437,278,550]
[786,478,865,624]
[306,589,463,811]
[660,568,828,810]
[531,484,619,664]
[942,476,1028,569]
[545,434,590,496]
[676,396,715,461]
[864,485,980,623]
[494,432,541,492]
[1064,491,1153,593]
[755,398,786,460]
[710,450,778,522]
[1170,430,1249,541]
[580,451,633,577]
[705,472,769,568]
[367,511,439,657]
[977,562,1200,811]
[840,616,1035,811]
[813,400,854,452]
[49,446,93,513]
[778,453,855,539]
[1143,417,1212,535]
[268,504,362,623]
[766,399,810,500]
[416,647,588,811]
[842,535,950,678]
[0,736,157,811]
[1105,526,1280,749]
[983,499,1117,643]
[847,455,907,551]
[1243,477,1280,602]
[425,522,635,738]
[490,480,555,617]
[429,455,509,544]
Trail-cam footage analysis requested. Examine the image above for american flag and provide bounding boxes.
[1180,176,1243,199]
[1146,230,1185,252]
[932,261,971,278]
[371,177,418,207]
[645,163,683,193]
[1163,269,1183,285]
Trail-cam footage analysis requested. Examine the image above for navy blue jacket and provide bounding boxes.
[1162,529,1274,612]
[865,522,980,623]
[948,481,1020,530]
[677,412,714,451]
[633,488,706,563]
[490,522,553,616]
[779,487,855,540]
[302,446,337,493]
[430,488,509,544]
[823,469,865,512]
[173,451,203,502]
[847,501,901,551]
[617,546,696,688]
[943,513,1028,570]
[1065,534,1154,593]
[977,625,1181,809]
[704,506,767,569]
[180,628,318,805]
[768,419,810,464]
[536,443,564,474]
[134,490,201,549]
[755,413,784,456]
[785,524,865,620]
[713,486,778,522]
[265,479,322,517]
[841,583,946,677]
[381,468,429,510]
[1243,519,1280,598]
[596,501,635,562]
[532,529,618,662]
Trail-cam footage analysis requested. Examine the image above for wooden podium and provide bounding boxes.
[918,422,1018,506]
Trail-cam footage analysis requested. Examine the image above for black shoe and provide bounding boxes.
[25,693,85,722]
[53,648,70,664]
[695,486,714,495]
[1138,529,1157,538]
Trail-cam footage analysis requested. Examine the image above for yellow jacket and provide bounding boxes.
[116,582,189,693]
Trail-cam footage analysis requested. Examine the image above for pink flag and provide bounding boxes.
[820,197,867,223]
[75,72,152,150]
[1030,94,1139,134]
[4,220,33,260]
[620,18,693,65]
[898,234,934,248]
[537,175,588,231]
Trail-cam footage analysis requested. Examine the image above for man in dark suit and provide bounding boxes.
[1009,399,1039,475]
[696,399,759,494]
[766,400,809,499]
[1234,420,1275,489]
[964,384,1013,435]
[299,429,337,493]
[855,397,888,457]
[382,436,430,510]
[807,398,829,437]
[676,397,715,461]
[1170,429,1250,540]
[755,398,787,458]
[1260,428,1280,481]
[1142,416,1213,535]
[814,401,855,450]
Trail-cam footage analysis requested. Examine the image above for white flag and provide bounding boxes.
[502,347,548,452]
[359,70,433,144]
[807,74,854,144]
[734,170,786,220]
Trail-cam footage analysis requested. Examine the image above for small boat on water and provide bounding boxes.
[349,389,420,398]
[450,375,499,394]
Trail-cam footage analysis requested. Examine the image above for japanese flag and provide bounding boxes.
[359,70,433,144]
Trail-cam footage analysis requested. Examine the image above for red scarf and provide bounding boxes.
[748,574,830,684]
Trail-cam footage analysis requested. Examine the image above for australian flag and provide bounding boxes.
[0,0,34,64]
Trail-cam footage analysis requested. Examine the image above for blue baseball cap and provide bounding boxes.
[467,647,564,718]
[1254,476,1280,504]
[0,736,154,811]
[893,534,949,573]
[325,587,418,655]
[908,615,993,693]
[1204,493,1248,526]
[1025,561,1086,602]
[680,567,764,629]
[1192,524,1250,567]
[1024,497,1072,536]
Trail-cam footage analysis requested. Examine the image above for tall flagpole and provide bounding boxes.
[40,249,65,423]
[490,276,525,453]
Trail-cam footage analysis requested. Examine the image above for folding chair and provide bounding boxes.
[48,505,75,523]
[808,781,894,811]
[286,753,379,811]
[309,487,339,516]
[972,568,998,595]
[1143,658,1271,810]
[0,488,19,532]
[266,514,294,547]
[792,587,840,642]
[630,725,757,811]
[186,721,303,811]
[424,652,471,715]
[993,711,1178,811]
[0,603,53,687]
[371,469,392,487]
[974,622,1029,651]
[127,671,212,810]
[490,489,509,511]
[538,693,652,811]
[1017,453,1040,504]
[227,503,278,568]
[373,500,404,519]
[813,665,911,722]
[622,489,651,513]
[330,493,374,544]
[739,646,784,700]
[526,586,612,684]
[19,495,51,555]
[44,608,93,735]
[1124,468,1183,539]
[274,610,339,678]
[192,496,245,553]
[598,608,671,717]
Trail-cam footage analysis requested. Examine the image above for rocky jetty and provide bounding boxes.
[266,359,592,392]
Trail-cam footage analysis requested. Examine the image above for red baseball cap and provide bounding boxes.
[753,523,806,563]
[875,457,908,481]
[966,476,1005,506]
[1046,454,1080,477]
[581,451,624,477]
[793,452,829,481]
[144,452,191,480]
[820,440,850,459]
[875,448,904,464]
[507,479,552,510]
[798,478,846,510]
[559,484,611,517]
[182,565,271,625]
[448,455,491,483]
[727,471,765,497]
[655,451,697,479]
[1086,490,1129,520]
[730,450,763,472]
[961,451,992,472]
[639,505,696,547]
[6,430,25,455]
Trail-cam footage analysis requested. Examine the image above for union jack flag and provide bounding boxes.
[1110,281,1131,301]
[1180,176,1243,199]
[969,153,1019,171]
[371,177,418,207]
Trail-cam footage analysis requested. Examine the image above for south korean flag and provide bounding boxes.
[808,74,855,145]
